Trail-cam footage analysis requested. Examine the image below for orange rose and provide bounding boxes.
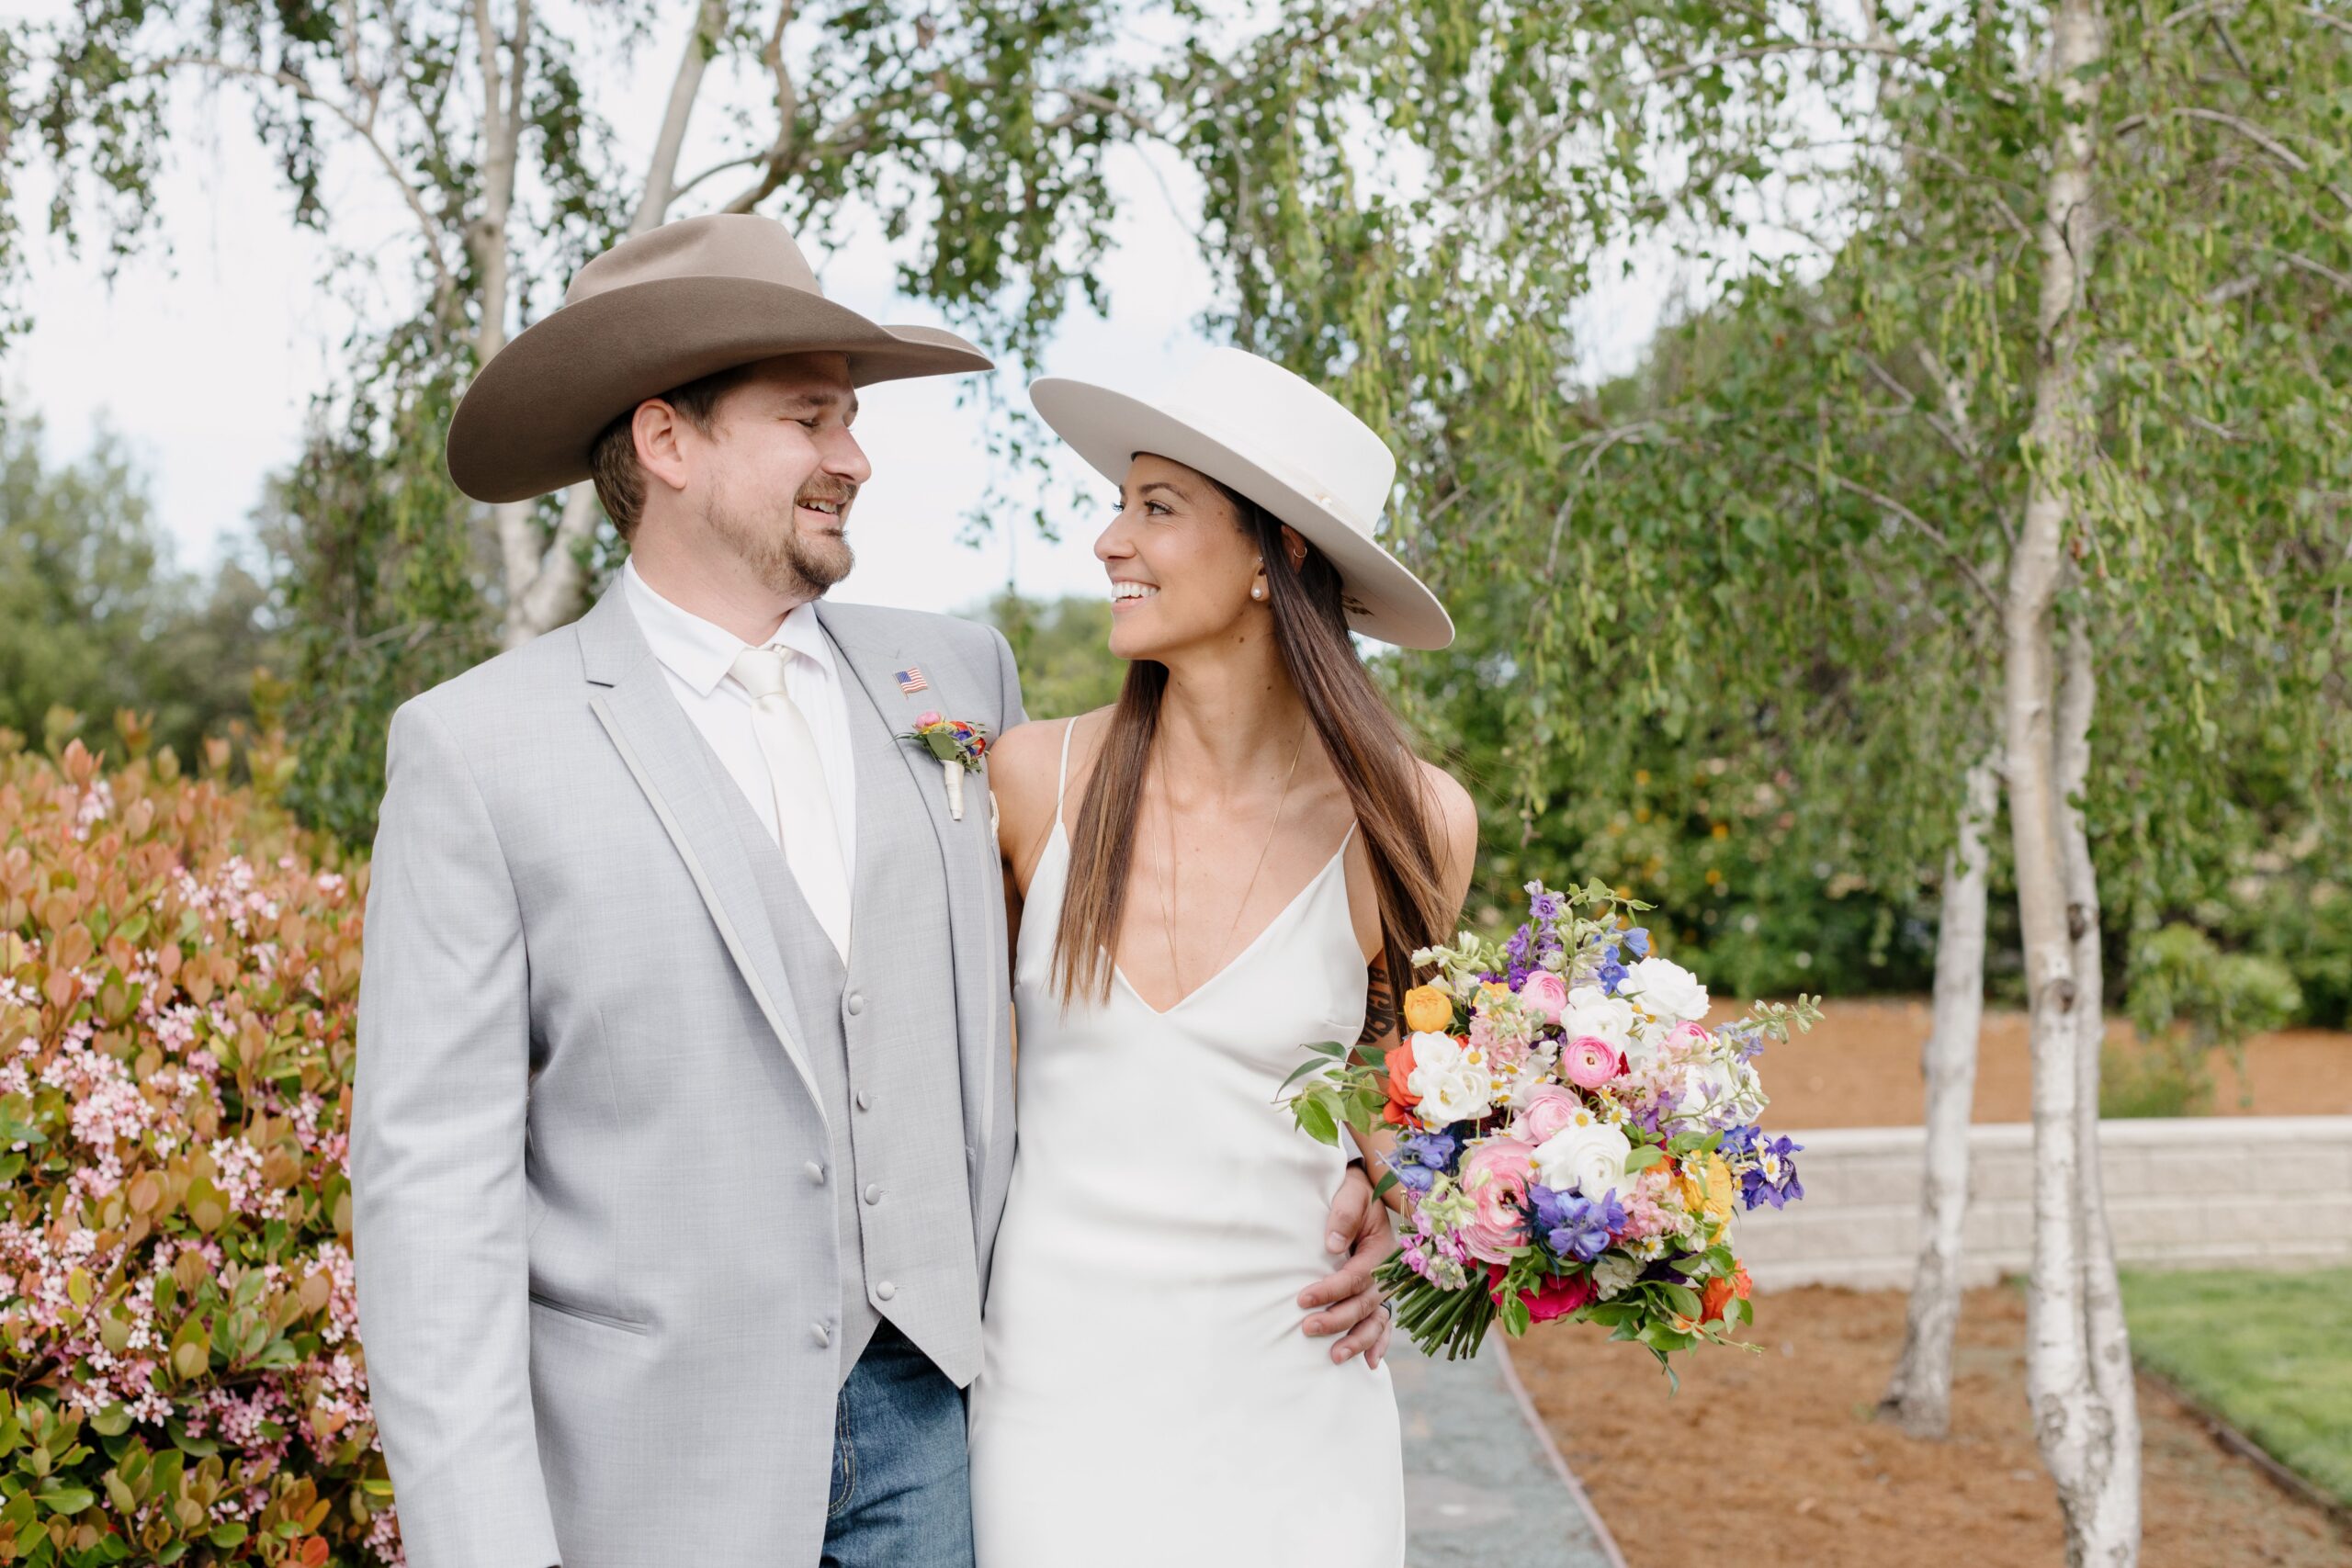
[1701,1262,1754,1324]
[1381,1035,1423,1128]
[1400,984,1453,1034]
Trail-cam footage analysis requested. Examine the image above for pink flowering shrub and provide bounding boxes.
[0,720,395,1566]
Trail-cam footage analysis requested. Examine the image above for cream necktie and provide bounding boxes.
[730,646,852,961]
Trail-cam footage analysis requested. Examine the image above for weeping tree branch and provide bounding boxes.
[148,56,456,302]
[719,0,803,215]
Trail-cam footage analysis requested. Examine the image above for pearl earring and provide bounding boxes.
[1251,586,1264,601]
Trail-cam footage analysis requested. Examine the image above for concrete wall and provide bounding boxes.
[1734,1116,2352,1291]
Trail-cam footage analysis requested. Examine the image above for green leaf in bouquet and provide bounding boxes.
[1369,1168,1399,1202]
[1658,1282,1704,1320]
[1623,1145,1664,1173]
[1295,1095,1340,1147]
[1275,1043,1347,1097]
[1638,1318,1696,1354]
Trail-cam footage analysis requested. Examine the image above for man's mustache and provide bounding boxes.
[796,480,859,514]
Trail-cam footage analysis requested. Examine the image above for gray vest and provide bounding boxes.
[710,638,983,1384]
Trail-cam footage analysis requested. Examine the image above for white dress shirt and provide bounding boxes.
[622,560,858,886]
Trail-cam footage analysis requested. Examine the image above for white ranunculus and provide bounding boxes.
[1558,987,1636,1050]
[1532,1116,1633,1201]
[1406,1032,1491,1124]
[1625,956,1710,1021]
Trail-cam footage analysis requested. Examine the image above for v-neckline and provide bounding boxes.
[1046,818,1354,1018]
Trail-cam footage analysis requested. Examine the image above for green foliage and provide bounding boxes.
[2235,879,2352,1032]
[979,590,1121,721]
[0,733,386,1563]
[0,418,272,769]
[6,0,1155,844]
[2121,1267,2352,1509]
[1181,0,2349,1013]
[261,355,495,849]
[2102,922,2301,1116]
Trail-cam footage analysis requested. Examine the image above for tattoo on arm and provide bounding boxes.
[1357,957,1397,1050]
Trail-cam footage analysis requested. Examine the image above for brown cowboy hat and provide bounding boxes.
[446,214,992,502]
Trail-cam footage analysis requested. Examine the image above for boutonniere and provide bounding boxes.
[899,711,989,820]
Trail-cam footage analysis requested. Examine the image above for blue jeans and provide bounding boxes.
[820,1323,974,1568]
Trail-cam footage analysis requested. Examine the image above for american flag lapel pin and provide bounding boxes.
[894,665,930,695]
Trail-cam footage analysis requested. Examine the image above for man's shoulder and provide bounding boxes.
[397,619,588,740]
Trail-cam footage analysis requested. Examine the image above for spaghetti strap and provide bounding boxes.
[1055,717,1078,809]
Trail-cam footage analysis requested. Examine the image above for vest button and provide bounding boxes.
[805,1162,825,1185]
[811,1323,831,1348]
[863,1183,883,1205]
[855,1089,871,1112]
[845,992,865,1016]
[875,1280,897,1302]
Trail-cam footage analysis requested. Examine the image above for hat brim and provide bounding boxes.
[1028,377,1454,650]
[447,276,993,502]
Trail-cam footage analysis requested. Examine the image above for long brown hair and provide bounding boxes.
[1051,477,1453,1006]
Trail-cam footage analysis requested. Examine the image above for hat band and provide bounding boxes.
[1157,398,1378,538]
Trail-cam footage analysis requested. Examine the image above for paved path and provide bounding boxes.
[1394,1335,1628,1568]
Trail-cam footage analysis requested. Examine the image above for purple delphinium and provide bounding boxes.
[1388,1129,1464,1194]
[1623,926,1651,958]
[1503,923,1538,988]
[1624,1091,1679,1140]
[1397,1129,1462,1172]
[1528,1184,1627,1263]
[1739,1134,1805,1210]
[1718,1122,1761,1161]
[1596,942,1628,995]
[1528,888,1565,923]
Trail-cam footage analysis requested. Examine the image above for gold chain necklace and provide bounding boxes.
[1155,719,1310,1000]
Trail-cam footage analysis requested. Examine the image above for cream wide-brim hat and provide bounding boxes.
[447,214,993,503]
[1028,347,1453,650]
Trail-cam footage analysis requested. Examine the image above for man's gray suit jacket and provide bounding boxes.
[351,581,1023,1568]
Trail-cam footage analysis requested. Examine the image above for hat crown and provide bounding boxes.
[564,214,821,309]
[1157,347,1395,538]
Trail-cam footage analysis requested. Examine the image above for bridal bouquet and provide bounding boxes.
[1285,880,1817,1372]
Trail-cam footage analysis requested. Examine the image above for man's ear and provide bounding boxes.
[1281,523,1310,572]
[633,400,692,494]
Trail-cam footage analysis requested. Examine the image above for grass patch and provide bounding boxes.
[2120,1267,2352,1508]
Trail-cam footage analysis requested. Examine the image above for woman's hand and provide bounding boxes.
[1298,1161,1398,1370]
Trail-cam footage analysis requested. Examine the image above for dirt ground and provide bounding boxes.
[1756,998,2352,1127]
[1513,1283,2352,1568]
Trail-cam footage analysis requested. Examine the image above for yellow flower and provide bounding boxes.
[1401,985,1454,1034]
[1700,1153,1736,1223]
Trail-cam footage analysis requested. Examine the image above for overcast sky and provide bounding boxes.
[8,4,1674,617]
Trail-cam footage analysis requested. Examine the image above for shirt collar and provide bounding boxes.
[622,559,835,698]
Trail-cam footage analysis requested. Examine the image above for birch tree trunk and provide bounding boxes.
[499,0,733,648]
[1879,750,1998,1438]
[2056,614,2143,1555]
[2008,0,2138,1556]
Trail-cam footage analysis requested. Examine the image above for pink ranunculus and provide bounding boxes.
[1456,1138,1534,1264]
[1487,1261,1597,1322]
[914,709,943,728]
[1561,1034,1626,1090]
[1519,1085,1586,1146]
[1519,969,1570,1023]
[1668,1021,1713,1056]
